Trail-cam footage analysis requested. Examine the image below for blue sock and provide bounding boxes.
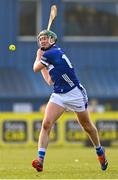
[96,146,104,156]
[38,148,46,160]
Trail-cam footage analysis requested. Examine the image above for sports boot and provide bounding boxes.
[97,149,108,170]
[32,157,43,172]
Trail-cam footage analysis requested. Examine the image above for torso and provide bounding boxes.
[41,45,81,93]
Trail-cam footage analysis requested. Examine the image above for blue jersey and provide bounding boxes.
[41,45,81,93]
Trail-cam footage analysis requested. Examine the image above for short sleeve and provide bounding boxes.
[40,51,52,67]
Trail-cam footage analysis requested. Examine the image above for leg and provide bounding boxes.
[32,102,65,171]
[76,109,100,147]
[76,109,108,170]
[38,102,65,149]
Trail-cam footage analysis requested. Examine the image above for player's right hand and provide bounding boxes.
[37,49,44,60]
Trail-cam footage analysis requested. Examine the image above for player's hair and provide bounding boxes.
[37,29,57,43]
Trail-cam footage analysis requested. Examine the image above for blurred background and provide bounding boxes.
[0,0,118,147]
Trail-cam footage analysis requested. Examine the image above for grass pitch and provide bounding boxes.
[0,145,118,179]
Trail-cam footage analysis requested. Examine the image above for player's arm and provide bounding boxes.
[33,49,45,72]
[33,49,53,85]
[41,68,53,85]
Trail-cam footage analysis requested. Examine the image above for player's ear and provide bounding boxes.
[49,37,55,45]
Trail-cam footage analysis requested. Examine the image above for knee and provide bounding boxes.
[42,119,52,131]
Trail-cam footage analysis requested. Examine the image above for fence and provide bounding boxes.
[0,112,118,146]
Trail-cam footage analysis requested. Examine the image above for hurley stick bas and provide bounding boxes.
[47,5,57,30]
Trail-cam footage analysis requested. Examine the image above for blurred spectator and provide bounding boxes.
[112,16,118,36]
[64,13,81,36]
[39,103,47,113]
[88,99,105,113]
[99,14,112,36]
[105,103,112,111]
[86,14,96,35]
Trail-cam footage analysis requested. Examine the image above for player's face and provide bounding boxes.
[39,35,51,49]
